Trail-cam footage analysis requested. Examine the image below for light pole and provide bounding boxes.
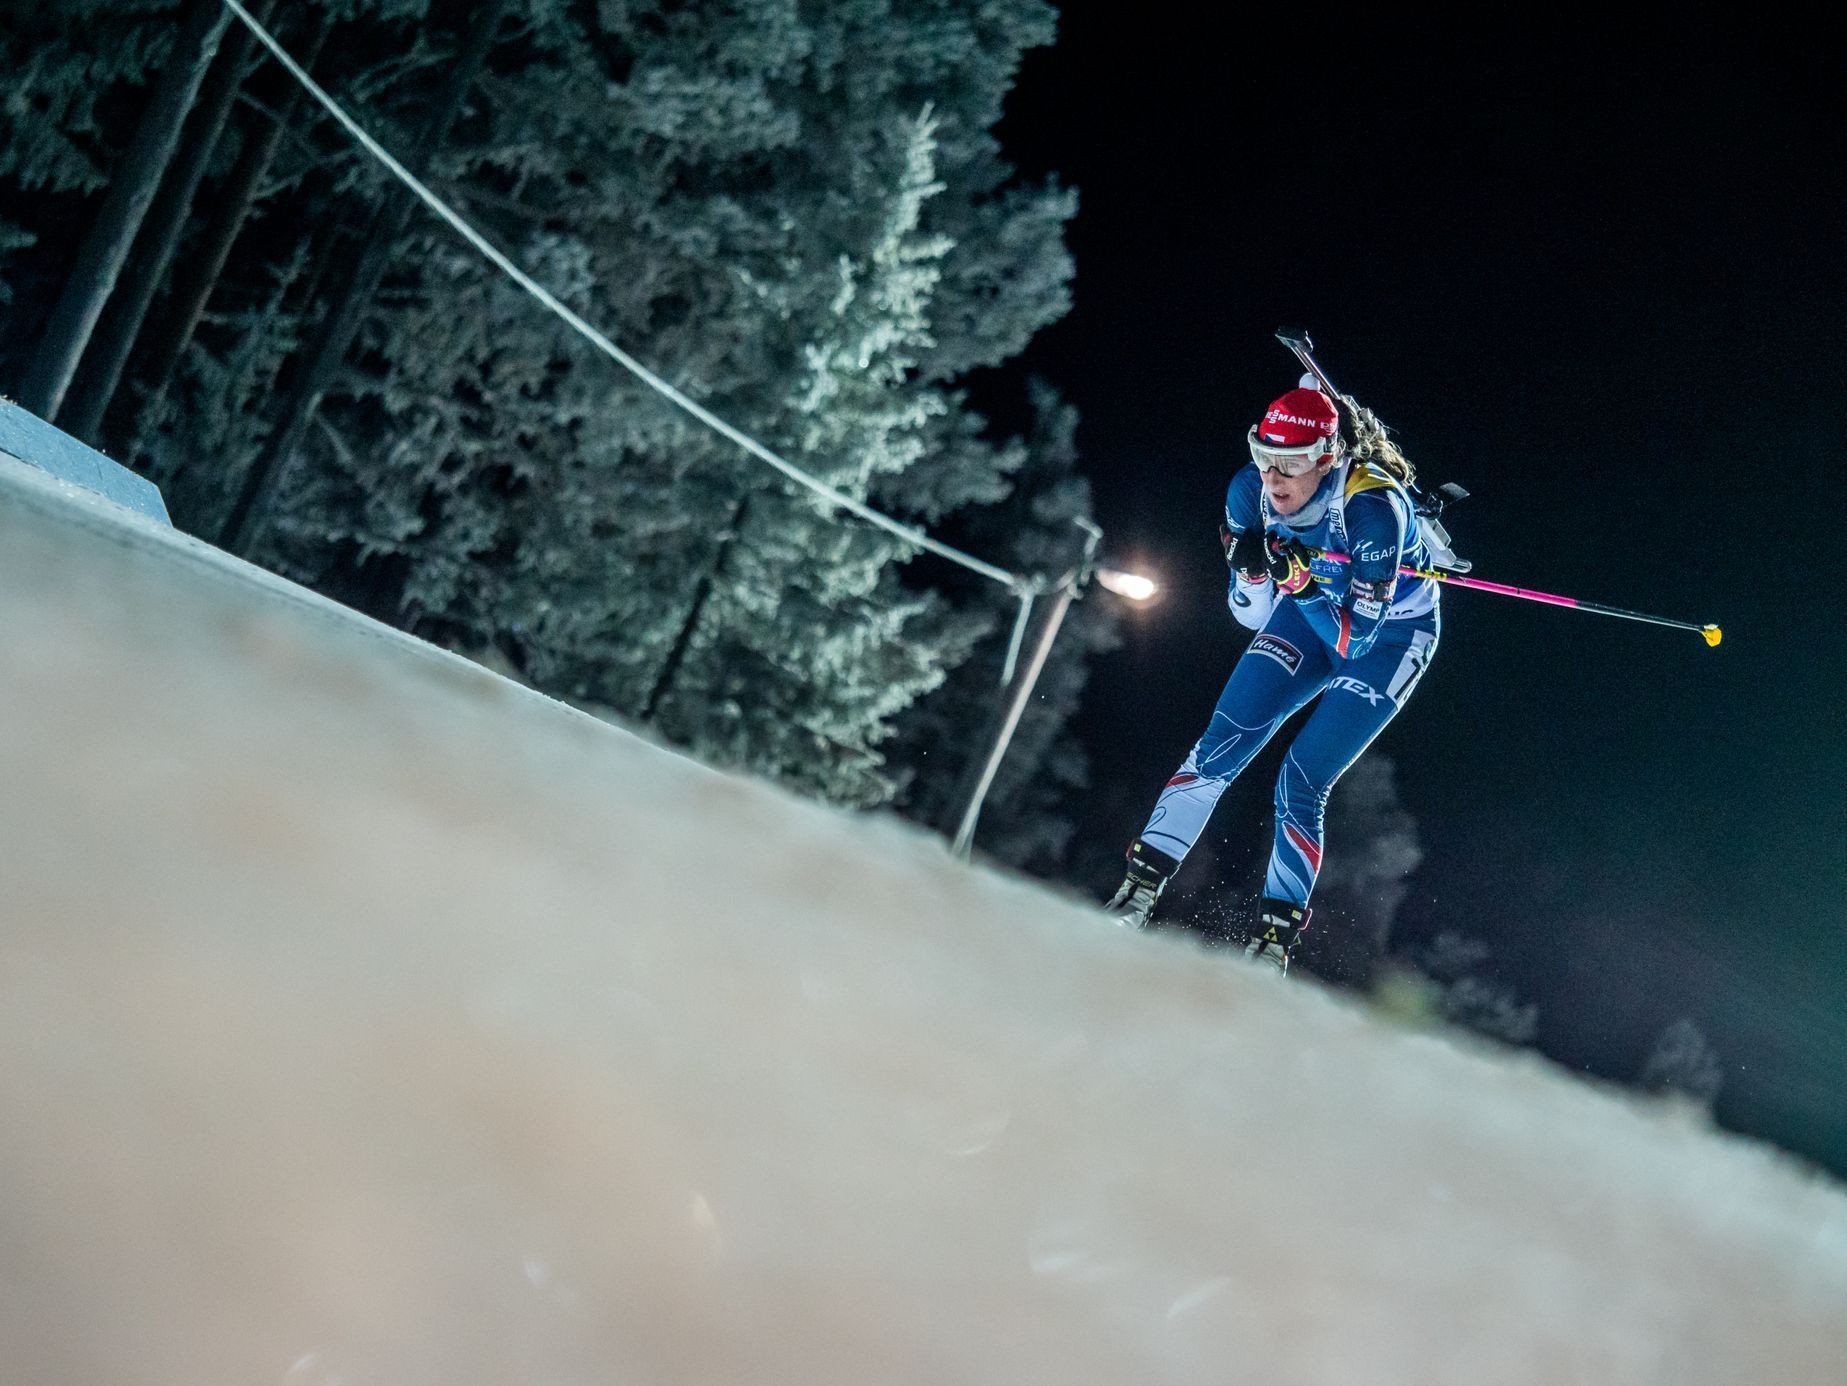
[951,520,1157,860]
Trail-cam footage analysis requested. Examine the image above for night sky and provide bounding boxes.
[993,11,1846,1175]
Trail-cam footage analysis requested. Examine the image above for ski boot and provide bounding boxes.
[1104,841,1180,930]
[1243,898,1310,975]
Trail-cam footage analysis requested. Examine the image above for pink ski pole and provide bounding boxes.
[1316,551,1723,647]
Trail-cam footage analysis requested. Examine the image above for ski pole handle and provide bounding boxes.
[1315,551,1723,647]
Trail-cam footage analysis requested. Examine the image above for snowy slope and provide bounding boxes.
[1,453,1844,1386]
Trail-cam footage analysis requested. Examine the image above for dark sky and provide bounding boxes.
[993,10,1846,1175]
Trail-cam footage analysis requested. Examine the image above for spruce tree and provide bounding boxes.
[252,0,1078,811]
[649,109,966,804]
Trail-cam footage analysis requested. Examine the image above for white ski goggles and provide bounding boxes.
[1247,426,1339,477]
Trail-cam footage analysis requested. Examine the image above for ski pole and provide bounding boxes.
[1314,551,1723,647]
[1273,328,1722,646]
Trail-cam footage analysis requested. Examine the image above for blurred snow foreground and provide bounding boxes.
[1,454,1844,1386]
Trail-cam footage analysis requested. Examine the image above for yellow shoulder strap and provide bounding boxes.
[1343,461,1397,501]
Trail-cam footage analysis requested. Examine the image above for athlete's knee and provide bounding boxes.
[1274,752,1334,822]
[1192,733,1235,780]
[1166,746,1208,786]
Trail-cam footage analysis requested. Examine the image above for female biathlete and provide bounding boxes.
[1105,382,1440,974]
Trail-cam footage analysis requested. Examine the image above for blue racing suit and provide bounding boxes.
[1137,459,1440,907]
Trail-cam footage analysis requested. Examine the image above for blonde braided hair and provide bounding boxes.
[1337,392,1416,489]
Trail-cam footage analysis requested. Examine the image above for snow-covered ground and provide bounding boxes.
[2,454,1844,1385]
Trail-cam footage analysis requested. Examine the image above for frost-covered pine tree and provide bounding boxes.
[642,110,963,804]
[602,3,1074,804]
[255,0,1076,807]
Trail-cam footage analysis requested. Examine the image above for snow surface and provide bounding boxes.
[2,453,1844,1385]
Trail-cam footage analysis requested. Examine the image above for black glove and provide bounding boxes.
[1222,524,1268,580]
[1264,531,1318,597]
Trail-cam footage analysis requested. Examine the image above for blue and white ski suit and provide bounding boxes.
[1137,459,1441,906]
